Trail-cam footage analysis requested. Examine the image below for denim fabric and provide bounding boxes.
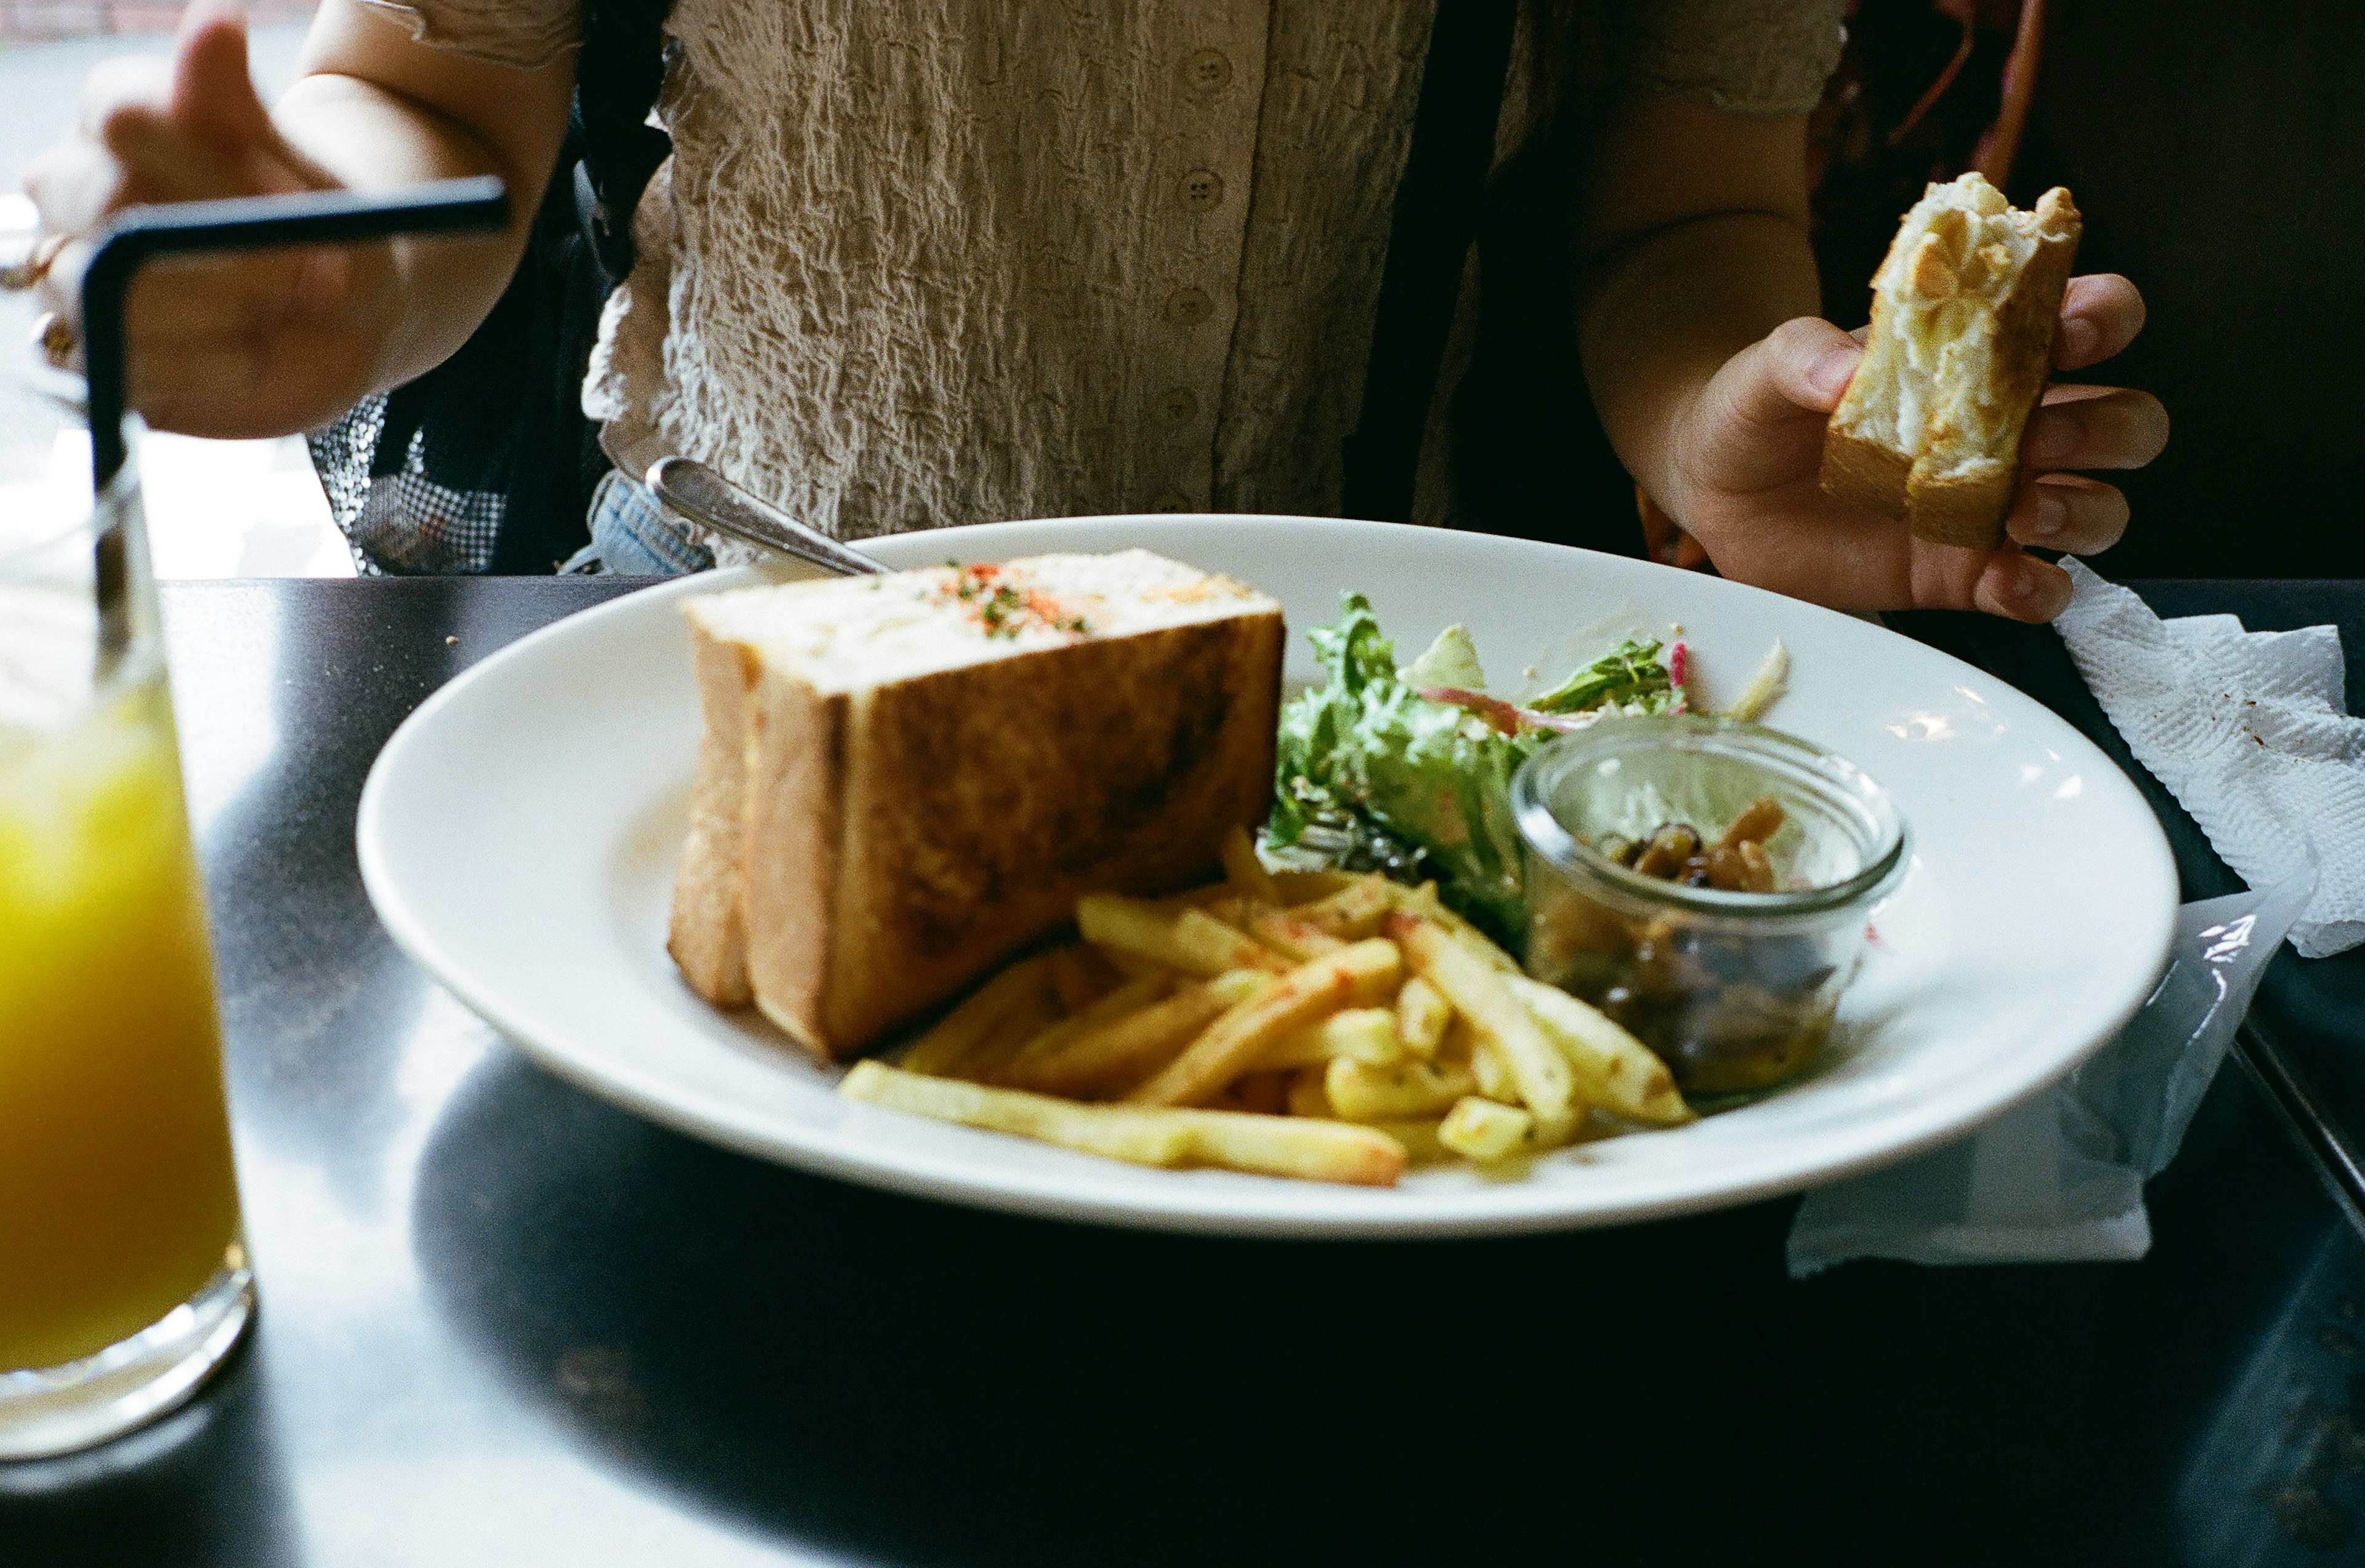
[561,470,717,575]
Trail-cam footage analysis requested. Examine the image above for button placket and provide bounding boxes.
[1138,3,1266,515]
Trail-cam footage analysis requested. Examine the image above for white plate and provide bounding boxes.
[357,515,2177,1237]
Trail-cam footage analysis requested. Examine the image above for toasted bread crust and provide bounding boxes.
[740,673,849,1054]
[1818,424,1910,523]
[667,620,757,1007]
[817,610,1285,1052]
[681,558,1288,1061]
[1821,177,2082,551]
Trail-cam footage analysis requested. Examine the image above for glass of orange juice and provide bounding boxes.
[0,447,253,1459]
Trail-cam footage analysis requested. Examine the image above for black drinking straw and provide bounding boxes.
[78,179,508,658]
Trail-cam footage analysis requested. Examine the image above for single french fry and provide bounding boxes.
[1470,1032,1521,1104]
[897,954,1054,1077]
[1505,975,1694,1126]
[1289,877,1394,940]
[996,969,1268,1097]
[1385,882,1522,975]
[1286,1065,1334,1118]
[1271,868,1355,905]
[1388,913,1575,1126]
[1080,894,1289,977]
[1261,1007,1402,1070]
[1394,976,1450,1059]
[839,1062,1407,1186]
[1220,825,1283,905]
[1323,1055,1478,1121]
[1438,1096,1536,1162]
[1237,902,1349,962]
[1173,908,1294,975]
[1049,944,1118,1014]
[1367,1118,1457,1166]
[1126,939,1404,1107]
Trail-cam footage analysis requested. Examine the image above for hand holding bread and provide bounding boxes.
[1644,174,2166,625]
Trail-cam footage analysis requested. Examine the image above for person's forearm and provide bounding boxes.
[270,73,549,392]
[275,0,575,395]
[1577,211,1820,514]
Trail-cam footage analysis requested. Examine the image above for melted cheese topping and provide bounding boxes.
[686,549,1276,694]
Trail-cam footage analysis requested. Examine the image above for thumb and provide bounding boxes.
[169,3,273,151]
[1715,316,1861,434]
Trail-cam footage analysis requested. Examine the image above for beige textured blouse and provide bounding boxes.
[362,0,1843,555]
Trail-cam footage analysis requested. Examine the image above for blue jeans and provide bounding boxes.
[561,469,716,576]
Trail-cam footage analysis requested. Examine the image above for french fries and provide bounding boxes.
[1388,913,1575,1131]
[1077,894,1293,977]
[1287,878,1394,940]
[1220,825,1283,905]
[847,867,1708,1187]
[1394,977,1450,1059]
[897,954,1055,1077]
[1235,903,1349,962]
[1324,1056,1477,1121]
[1260,1007,1401,1070]
[1438,1096,1535,1162]
[1505,975,1694,1126]
[995,969,1267,1097]
[1128,939,1404,1108]
[841,1062,1407,1186]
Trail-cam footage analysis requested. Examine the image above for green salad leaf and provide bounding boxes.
[1264,596,1679,947]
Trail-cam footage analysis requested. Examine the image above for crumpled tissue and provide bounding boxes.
[1787,873,2314,1274]
[2053,559,2365,958]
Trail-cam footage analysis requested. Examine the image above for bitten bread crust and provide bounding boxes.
[1822,179,2082,550]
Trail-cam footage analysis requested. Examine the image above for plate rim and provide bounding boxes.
[356,513,2180,1238]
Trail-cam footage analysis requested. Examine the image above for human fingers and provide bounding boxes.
[2052,274,2146,371]
[2020,384,2169,472]
[169,3,277,153]
[76,53,174,142]
[1716,315,1862,429]
[1969,551,2075,624]
[2003,474,2129,556]
[23,138,137,241]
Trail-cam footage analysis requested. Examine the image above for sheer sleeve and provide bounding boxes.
[1612,0,1846,116]
[354,0,583,69]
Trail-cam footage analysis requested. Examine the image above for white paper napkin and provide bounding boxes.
[2053,559,2365,958]
[1788,873,2313,1274]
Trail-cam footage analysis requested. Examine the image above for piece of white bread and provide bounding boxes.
[1822,172,2082,549]
[669,550,1285,1059]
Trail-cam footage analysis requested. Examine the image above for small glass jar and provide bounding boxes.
[1511,716,1908,1099]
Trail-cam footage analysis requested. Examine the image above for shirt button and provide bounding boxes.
[1160,387,1199,422]
[1163,286,1213,325]
[1152,490,1192,512]
[1178,169,1225,214]
[1182,49,1232,94]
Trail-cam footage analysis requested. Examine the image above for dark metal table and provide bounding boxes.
[7,578,2364,1567]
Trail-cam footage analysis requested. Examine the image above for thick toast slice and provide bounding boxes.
[670,551,1284,1059]
[1822,173,2082,549]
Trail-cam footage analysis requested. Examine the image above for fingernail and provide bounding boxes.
[2057,316,2099,363]
[2023,488,2068,544]
[2012,556,2073,621]
[1806,344,1858,402]
[2023,415,2073,471]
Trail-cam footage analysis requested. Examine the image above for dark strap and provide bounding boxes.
[1340,0,1519,523]
[573,0,676,284]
